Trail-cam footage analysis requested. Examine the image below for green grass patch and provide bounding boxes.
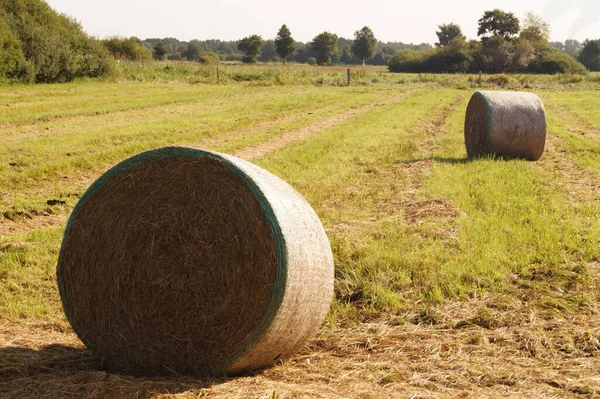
[0,228,64,321]
[1,80,600,323]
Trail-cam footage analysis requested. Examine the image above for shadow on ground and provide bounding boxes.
[405,155,526,165]
[0,344,235,399]
[431,156,473,165]
[399,156,473,165]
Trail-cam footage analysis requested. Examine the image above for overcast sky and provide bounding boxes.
[45,0,599,44]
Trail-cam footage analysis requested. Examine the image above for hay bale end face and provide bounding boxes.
[57,147,334,376]
[464,91,547,161]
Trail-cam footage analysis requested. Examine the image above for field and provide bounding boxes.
[1,67,600,398]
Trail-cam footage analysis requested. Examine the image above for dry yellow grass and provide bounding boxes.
[2,291,599,398]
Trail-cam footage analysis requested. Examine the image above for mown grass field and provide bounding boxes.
[1,67,600,398]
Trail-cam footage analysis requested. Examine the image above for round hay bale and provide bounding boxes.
[57,146,334,376]
[464,91,547,161]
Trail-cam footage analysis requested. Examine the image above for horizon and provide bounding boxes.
[45,0,599,45]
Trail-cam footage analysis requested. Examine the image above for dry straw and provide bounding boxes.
[56,147,334,376]
[464,91,547,161]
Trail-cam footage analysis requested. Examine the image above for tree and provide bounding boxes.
[564,39,582,58]
[578,39,600,71]
[509,38,535,72]
[183,41,202,61]
[291,41,314,63]
[351,26,377,65]
[549,41,564,52]
[335,37,355,64]
[371,45,396,65]
[274,24,295,63]
[479,35,533,73]
[435,23,465,47]
[477,9,520,39]
[311,31,338,65]
[258,40,278,62]
[339,41,356,64]
[153,41,166,60]
[238,34,263,63]
[482,36,512,73]
[520,12,550,45]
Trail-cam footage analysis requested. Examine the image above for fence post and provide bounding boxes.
[478,70,482,87]
[217,67,220,81]
[347,68,351,86]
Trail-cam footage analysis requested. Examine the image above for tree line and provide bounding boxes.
[388,10,599,74]
[252,26,379,66]
[136,12,598,73]
[138,34,430,67]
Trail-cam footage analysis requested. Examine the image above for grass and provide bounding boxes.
[2,79,600,320]
[1,84,397,220]
[59,60,600,90]
[0,228,63,320]
[1,70,600,397]
[2,81,599,322]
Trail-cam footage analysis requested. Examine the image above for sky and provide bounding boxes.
[45,0,599,44]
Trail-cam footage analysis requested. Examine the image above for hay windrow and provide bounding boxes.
[464,91,547,161]
[56,147,334,376]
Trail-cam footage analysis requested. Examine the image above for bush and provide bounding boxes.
[224,53,243,62]
[388,41,586,75]
[102,37,152,61]
[231,72,265,82]
[0,0,114,83]
[307,57,317,66]
[388,47,472,73]
[388,50,422,73]
[529,47,587,74]
[76,38,115,79]
[486,74,513,87]
[429,46,472,73]
[0,11,33,82]
[198,52,220,65]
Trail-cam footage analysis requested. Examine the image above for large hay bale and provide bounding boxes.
[57,147,334,376]
[464,91,547,161]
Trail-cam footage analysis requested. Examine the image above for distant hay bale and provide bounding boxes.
[464,91,547,161]
[57,147,334,376]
